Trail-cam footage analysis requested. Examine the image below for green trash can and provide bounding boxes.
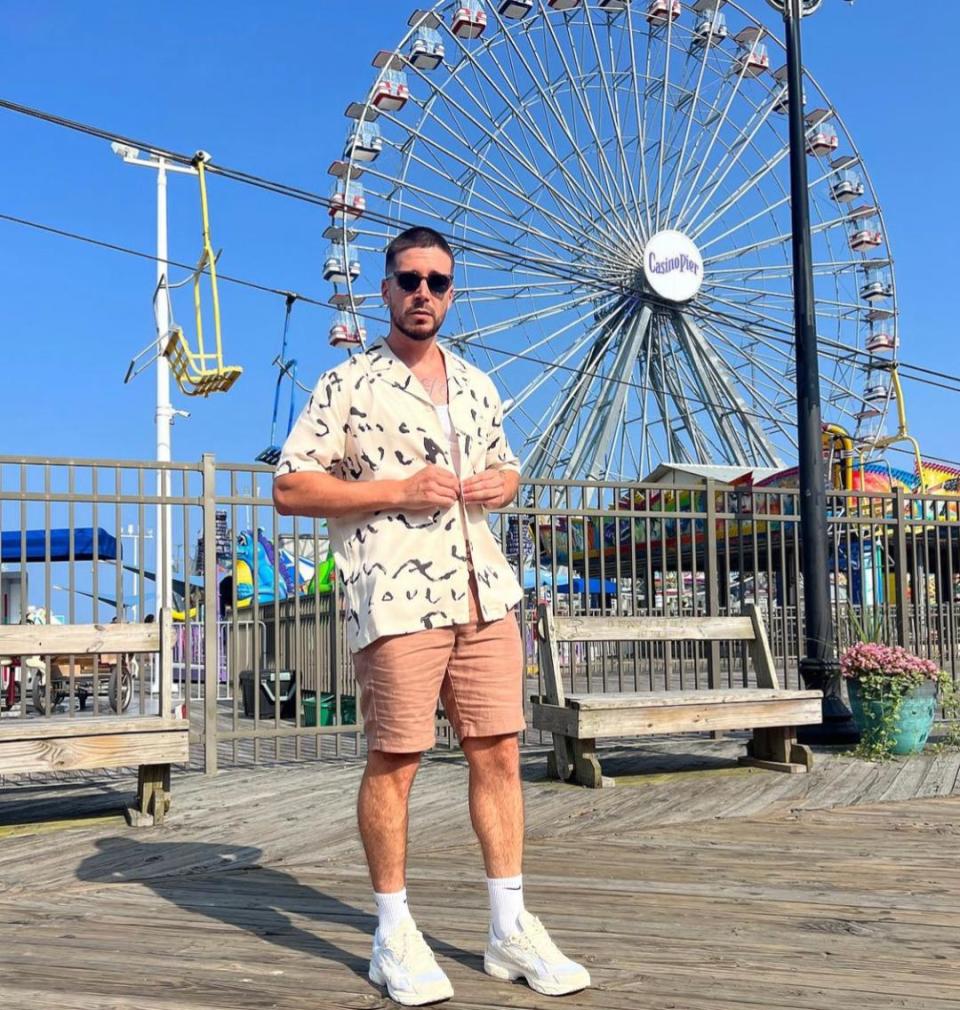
[302,692,357,727]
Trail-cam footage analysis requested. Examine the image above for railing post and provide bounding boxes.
[705,480,720,690]
[202,453,219,775]
[895,486,910,649]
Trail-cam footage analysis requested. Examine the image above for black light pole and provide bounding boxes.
[770,0,858,742]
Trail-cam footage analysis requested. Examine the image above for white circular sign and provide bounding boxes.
[643,229,704,303]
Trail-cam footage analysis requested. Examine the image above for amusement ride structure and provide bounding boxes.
[322,0,904,485]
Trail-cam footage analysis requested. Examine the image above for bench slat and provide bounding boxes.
[0,622,160,656]
[566,689,821,710]
[532,695,823,739]
[0,717,187,742]
[551,615,755,643]
[0,729,189,776]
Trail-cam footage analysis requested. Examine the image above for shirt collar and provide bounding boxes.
[367,338,470,406]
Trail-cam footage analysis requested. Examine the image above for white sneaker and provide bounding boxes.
[368,919,454,1006]
[484,910,590,996]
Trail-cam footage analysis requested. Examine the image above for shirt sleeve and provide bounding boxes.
[484,383,520,473]
[275,367,349,478]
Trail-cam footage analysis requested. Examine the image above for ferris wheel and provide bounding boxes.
[323,0,897,481]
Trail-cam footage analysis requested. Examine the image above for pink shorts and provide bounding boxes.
[352,576,525,753]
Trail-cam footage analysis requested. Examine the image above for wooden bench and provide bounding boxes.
[0,611,189,825]
[531,604,823,787]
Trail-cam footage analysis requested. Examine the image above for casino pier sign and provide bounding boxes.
[643,230,704,304]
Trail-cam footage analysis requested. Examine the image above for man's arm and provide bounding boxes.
[274,466,461,519]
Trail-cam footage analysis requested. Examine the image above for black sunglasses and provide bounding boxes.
[387,270,453,296]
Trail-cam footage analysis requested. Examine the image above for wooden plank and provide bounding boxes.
[532,697,823,739]
[0,622,160,656]
[746,602,780,690]
[0,717,188,742]
[0,730,189,775]
[537,603,574,780]
[566,689,822,710]
[551,614,755,643]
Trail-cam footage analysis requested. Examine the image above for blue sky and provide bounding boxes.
[1,0,956,471]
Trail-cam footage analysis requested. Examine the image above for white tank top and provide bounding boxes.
[434,404,461,476]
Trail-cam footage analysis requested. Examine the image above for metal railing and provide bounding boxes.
[2,453,958,773]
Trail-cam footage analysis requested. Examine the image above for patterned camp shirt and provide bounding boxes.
[276,340,523,653]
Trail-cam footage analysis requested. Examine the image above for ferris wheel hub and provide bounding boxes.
[642,230,704,304]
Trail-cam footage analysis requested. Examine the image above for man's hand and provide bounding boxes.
[461,469,512,508]
[398,465,461,510]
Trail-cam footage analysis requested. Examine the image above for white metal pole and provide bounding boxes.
[155,158,174,619]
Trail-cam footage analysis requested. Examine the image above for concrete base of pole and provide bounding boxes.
[797,658,861,745]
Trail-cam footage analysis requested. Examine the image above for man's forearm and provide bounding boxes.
[274,472,402,518]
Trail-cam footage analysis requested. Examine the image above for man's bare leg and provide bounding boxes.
[359,748,455,1004]
[462,734,523,877]
[357,749,422,892]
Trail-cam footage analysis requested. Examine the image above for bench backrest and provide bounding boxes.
[536,603,779,707]
[0,610,174,718]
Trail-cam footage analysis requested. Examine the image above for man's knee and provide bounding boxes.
[363,749,423,797]
[464,733,521,781]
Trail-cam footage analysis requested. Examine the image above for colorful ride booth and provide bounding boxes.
[528,431,960,650]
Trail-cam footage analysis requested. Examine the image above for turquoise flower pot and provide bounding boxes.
[847,678,938,755]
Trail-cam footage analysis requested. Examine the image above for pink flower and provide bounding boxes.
[840,641,940,682]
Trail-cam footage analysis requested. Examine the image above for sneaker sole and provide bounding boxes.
[368,964,454,1006]
[483,952,590,996]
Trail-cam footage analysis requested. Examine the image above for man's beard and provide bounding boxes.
[392,305,442,342]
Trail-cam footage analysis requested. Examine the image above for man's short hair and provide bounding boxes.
[385,227,454,276]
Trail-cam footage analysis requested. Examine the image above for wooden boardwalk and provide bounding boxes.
[3,740,960,1009]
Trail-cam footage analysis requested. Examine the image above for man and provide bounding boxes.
[274,226,589,1006]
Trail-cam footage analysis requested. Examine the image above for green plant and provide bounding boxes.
[841,641,941,761]
[846,604,888,645]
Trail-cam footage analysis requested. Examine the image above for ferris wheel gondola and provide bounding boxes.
[325,0,899,480]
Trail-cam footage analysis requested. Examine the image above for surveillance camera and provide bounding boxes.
[111,141,140,159]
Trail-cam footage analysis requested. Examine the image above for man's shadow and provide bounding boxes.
[76,838,481,981]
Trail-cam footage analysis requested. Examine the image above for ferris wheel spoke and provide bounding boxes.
[700,280,864,316]
[704,210,851,267]
[577,8,648,247]
[656,323,709,462]
[676,312,783,466]
[381,114,612,258]
[502,298,634,419]
[699,313,855,434]
[680,100,780,235]
[521,314,628,477]
[567,304,653,479]
[538,9,640,238]
[668,314,745,463]
[652,14,680,232]
[694,156,839,249]
[486,15,632,231]
[695,298,868,413]
[451,287,600,346]
[390,137,617,262]
[673,44,757,228]
[663,16,723,225]
[401,72,613,248]
[427,31,621,240]
[622,3,655,237]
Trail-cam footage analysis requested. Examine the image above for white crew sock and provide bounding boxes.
[487,874,525,940]
[374,888,413,941]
